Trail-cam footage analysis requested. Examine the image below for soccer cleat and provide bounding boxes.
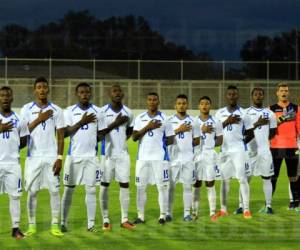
[102,222,112,231]
[61,225,68,233]
[210,214,218,222]
[87,226,98,233]
[12,228,25,240]
[258,207,267,213]
[158,218,166,225]
[165,214,172,222]
[243,210,252,219]
[266,207,274,214]
[183,215,193,222]
[120,221,136,230]
[234,207,243,215]
[192,213,198,221]
[51,224,64,237]
[133,218,145,224]
[24,224,37,236]
[287,201,296,210]
[216,210,229,217]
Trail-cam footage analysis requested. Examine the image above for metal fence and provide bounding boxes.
[0,58,300,109]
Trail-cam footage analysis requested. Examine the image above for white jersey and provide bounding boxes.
[65,104,107,157]
[20,102,64,157]
[245,106,277,152]
[168,114,200,162]
[100,104,134,157]
[215,106,253,152]
[133,111,174,161]
[195,115,223,151]
[0,112,29,163]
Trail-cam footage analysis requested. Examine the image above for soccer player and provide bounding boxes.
[0,86,28,239]
[132,92,174,225]
[215,85,254,219]
[192,96,223,221]
[21,77,64,236]
[167,94,200,221]
[269,83,300,210]
[61,82,107,232]
[99,84,135,230]
[235,87,277,214]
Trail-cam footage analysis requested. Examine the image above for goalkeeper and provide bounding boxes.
[269,83,300,210]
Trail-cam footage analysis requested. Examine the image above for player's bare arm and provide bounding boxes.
[222,114,241,128]
[28,109,53,133]
[269,128,276,140]
[243,128,254,144]
[165,135,174,146]
[132,120,162,141]
[215,135,223,147]
[174,123,192,135]
[65,112,96,137]
[20,135,28,149]
[0,119,13,133]
[193,137,200,146]
[126,127,133,140]
[53,128,64,176]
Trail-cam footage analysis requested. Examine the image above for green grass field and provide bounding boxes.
[1,139,300,250]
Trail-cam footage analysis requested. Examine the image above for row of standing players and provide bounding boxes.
[0,78,300,239]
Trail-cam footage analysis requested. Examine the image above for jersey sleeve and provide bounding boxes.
[133,116,142,131]
[55,108,65,129]
[64,109,73,127]
[215,120,223,136]
[128,110,134,128]
[20,105,30,125]
[165,119,175,137]
[19,119,30,137]
[192,120,201,138]
[269,110,277,129]
[97,112,107,131]
[243,113,253,130]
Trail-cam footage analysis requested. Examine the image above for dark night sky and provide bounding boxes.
[1,0,300,59]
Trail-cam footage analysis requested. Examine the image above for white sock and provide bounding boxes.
[137,186,147,220]
[192,187,200,215]
[263,179,272,208]
[120,187,130,223]
[289,183,293,202]
[27,191,38,225]
[183,184,192,217]
[157,184,168,218]
[238,188,243,208]
[85,185,96,229]
[50,191,60,225]
[9,196,20,228]
[167,181,175,215]
[61,186,75,226]
[100,185,109,221]
[207,186,216,216]
[220,180,230,212]
[239,178,250,211]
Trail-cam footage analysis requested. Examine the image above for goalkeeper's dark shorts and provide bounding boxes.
[271,148,298,178]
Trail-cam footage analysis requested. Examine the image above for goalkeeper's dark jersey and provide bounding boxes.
[270,103,300,148]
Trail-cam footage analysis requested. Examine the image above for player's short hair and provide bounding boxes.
[0,86,13,95]
[198,96,211,104]
[176,94,188,101]
[277,82,289,90]
[110,84,121,90]
[251,87,264,96]
[147,92,159,99]
[75,82,91,92]
[227,85,238,91]
[34,76,48,88]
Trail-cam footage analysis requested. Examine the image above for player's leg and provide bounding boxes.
[61,185,75,231]
[100,182,110,229]
[271,148,283,195]
[134,160,148,223]
[235,176,251,215]
[192,180,202,219]
[286,148,299,210]
[85,185,97,231]
[9,195,24,239]
[166,163,179,221]
[205,181,217,220]
[181,162,195,221]
[154,161,169,225]
[26,190,38,235]
[115,153,134,229]
[260,176,273,214]
[219,179,230,216]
